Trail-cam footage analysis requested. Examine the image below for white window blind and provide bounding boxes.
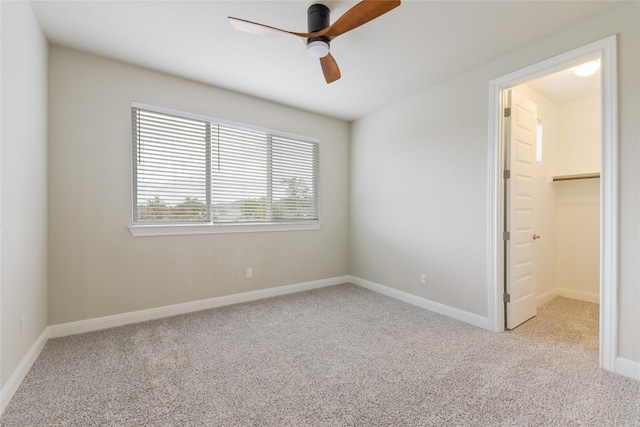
[132,105,319,225]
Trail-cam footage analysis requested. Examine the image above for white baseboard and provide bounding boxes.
[349,276,491,330]
[616,357,640,381]
[557,288,599,304]
[49,276,350,338]
[536,288,559,306]
[0,328,49,415]
[537,288,599,305]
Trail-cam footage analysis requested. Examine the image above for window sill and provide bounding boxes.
[128,222,321,237]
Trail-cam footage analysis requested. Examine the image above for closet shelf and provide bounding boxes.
[551,172,600,182]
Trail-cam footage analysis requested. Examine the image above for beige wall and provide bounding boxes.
[556,179,600,297]
[47,47,350,325]
[350,3,639,362]
[0,2,49,389]
[555,96,601,299]
[556,96,601,176]
[351,72,490,315]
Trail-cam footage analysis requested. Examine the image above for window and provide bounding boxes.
[131,103,319,235]
[536,120,543,163]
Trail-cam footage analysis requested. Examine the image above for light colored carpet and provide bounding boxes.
[1,284,638,426]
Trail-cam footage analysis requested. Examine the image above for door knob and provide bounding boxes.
[533,234,541,240]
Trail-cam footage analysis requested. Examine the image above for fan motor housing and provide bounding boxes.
[307,4,330,47]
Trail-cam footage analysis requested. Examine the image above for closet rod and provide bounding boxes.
[552,173,600,182]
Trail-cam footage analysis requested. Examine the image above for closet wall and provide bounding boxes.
[555,96,600,302]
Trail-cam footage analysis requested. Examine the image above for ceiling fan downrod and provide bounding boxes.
[307,4,330,58]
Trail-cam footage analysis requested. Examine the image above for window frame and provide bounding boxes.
[129,102,321,237]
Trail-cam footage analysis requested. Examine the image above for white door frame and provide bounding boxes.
[487,35,618,371]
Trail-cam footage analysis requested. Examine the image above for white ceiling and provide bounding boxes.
[30,1,624,121]
[527,63,601,105]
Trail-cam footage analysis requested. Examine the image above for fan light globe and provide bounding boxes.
[307,40,330,58]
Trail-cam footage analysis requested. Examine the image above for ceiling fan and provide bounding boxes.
[228,0,401,84]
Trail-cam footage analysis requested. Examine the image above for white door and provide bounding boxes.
[505,90,538,329]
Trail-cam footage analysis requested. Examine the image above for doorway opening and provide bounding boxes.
[487,35,618,372]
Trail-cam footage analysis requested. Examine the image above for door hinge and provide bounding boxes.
[504,107,511,117]
[503,170,511,179]
[503,231,510,241]
[503,293,511,303]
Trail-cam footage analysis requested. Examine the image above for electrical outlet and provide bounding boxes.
[420,274,427,286]
[246,268,253,279]
[21,316,26,337]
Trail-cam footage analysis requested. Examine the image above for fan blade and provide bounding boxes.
[318,0,401,41]
[228,17,309,42]
[320,54,341,84]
